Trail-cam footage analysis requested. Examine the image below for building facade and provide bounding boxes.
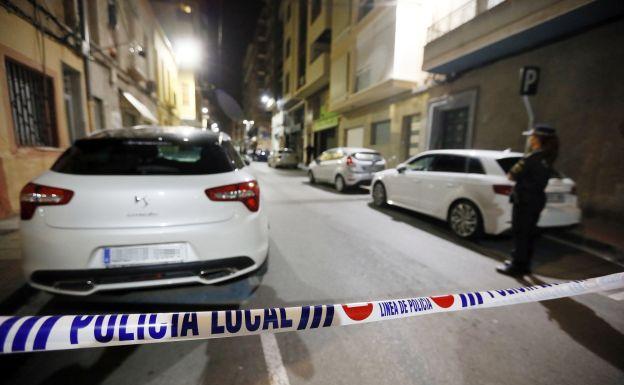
[0,1,90,218]
[327,0,433,167]
[422,0,624,220]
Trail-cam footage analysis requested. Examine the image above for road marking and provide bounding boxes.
[260,333,290,385]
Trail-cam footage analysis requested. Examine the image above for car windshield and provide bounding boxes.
[52,138,243,175]
[496,156,523,173]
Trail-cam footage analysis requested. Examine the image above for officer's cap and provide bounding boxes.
[522,124,556,137]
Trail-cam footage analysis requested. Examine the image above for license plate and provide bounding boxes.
[103,243,186,267]
[547,193,565,203]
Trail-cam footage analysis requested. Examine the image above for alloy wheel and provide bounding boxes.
[372,183,387,207]
[449,202,479,238]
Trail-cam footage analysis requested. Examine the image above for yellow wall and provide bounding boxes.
[0,8,88,217]
[154,28,179,125]
[177,70,196,121]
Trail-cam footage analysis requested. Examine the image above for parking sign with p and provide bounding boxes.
[520,66,540,95]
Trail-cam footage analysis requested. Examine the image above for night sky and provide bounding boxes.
[201,0,265,105]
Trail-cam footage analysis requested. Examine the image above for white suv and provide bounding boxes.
[371,149,580,238]
[20,126,269,295]
[308,147,386,192]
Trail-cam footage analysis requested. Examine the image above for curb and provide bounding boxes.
[545,229,624,267]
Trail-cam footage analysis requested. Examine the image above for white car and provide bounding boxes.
[268,148,299,168]
[371,149,580,238]
[308,147,386,192]
[20,126,269,295]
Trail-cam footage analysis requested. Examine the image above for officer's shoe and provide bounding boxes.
[496,262,530,276]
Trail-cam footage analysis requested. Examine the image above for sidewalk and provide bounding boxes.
[0,214,27,312]
[547,216,624,267]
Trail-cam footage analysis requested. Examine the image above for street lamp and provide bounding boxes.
[175,38,202,69]
[201,107,209,114]
[210,123,219,133]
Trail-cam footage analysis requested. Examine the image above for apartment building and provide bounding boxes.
[328,0,433,167]
[422,0,624,220]
[242,3,279,151]
[0,1,90,218]
[277,0,333,163]
[86,0,177,130]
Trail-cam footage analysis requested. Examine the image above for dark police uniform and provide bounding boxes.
[506,150,553,272]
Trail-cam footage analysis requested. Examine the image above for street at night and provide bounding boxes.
[1,163,622,385]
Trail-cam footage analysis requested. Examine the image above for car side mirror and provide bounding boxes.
[397,165,407,173]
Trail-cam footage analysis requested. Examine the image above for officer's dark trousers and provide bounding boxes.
[511,200,545,269]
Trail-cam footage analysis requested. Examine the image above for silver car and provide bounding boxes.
[308,147,386,192]
[268,148,299,168]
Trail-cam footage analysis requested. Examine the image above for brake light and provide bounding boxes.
[20,183,74,220]
[346,156,354,167]
[493,184,513,196]
[205,180,260,212]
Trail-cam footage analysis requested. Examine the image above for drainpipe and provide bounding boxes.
[78,0,94,132]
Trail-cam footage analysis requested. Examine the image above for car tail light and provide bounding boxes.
[205,180,260,212]
[20,183,74,220]
[493,184,513,196]
[346,156,354,167]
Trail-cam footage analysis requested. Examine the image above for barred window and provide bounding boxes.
[5,59,58,147]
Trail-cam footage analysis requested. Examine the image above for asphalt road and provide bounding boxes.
[1,162,623,385]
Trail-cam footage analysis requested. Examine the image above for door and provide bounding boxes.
[439,107,469,149]
[346,127,364,148]
[419,154,468,217]
[387,155,434,209]
[316,149,334,181]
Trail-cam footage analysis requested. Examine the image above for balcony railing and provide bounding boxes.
[426,0,505,43]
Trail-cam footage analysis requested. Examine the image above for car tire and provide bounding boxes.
[448,200,483,239]
[372,182,387,207]
[335,175,346,193]
[308,171,316,184]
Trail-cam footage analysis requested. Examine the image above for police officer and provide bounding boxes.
[497,124,559,276]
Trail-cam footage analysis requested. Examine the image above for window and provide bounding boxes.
[284,73,290,94]
[357,0,374,22]
[63,64,86,142]
[52,137,243,175]
[430,155,467,173]
[311,0,322,22]
[407,155,434,171]
[371,120,390,145]
[5,59,58,147]
[93,97,106,131]
[468,157,485,174]
[285,38,291,58]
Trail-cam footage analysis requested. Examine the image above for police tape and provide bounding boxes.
[1,272,622,354]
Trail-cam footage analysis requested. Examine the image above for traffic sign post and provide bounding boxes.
[520,66,540,152]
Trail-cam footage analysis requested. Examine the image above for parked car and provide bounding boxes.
[371,149,580,238]
[19,126,269,295]
[254,148,269,162]
[309,147,386,192]
[268,148,299,168]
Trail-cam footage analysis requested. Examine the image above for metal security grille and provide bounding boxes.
[5,59,58,147]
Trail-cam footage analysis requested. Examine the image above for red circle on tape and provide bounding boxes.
[342,303,374,321]
[430,295,454,308]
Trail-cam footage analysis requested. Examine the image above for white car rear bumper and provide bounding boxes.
[482,197,581,235]
[21,210,269,295]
